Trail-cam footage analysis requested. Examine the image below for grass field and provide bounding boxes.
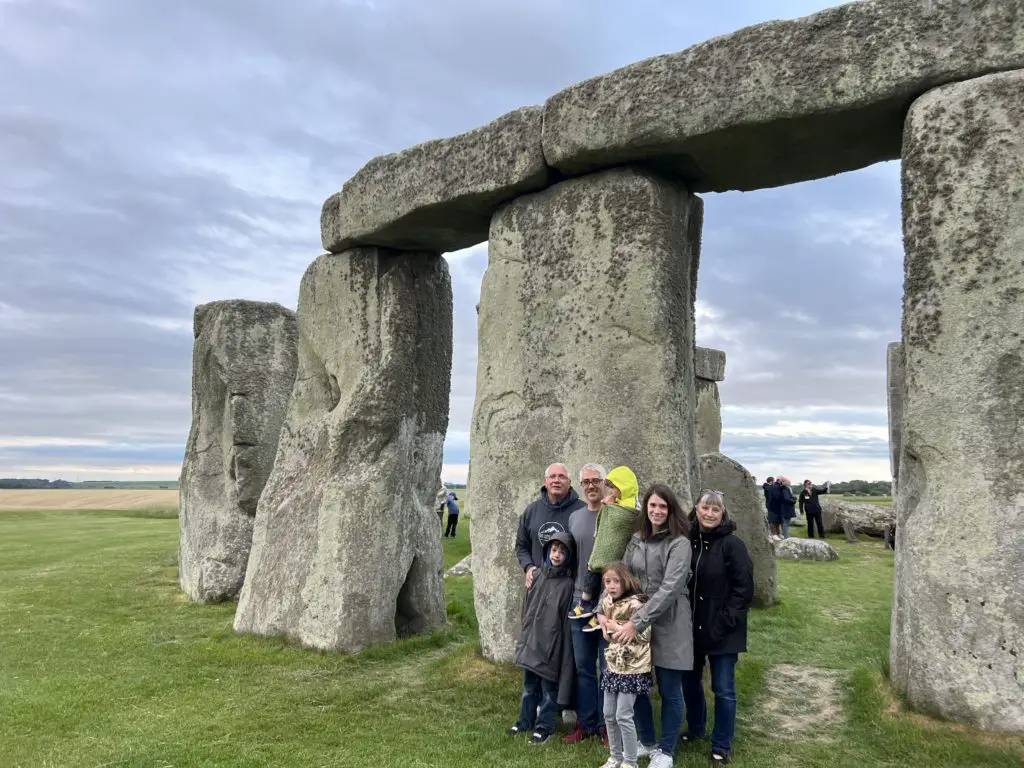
[0,489,179,511]
[1,510,1020,767]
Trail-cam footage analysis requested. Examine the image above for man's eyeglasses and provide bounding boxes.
[580,478,605,487]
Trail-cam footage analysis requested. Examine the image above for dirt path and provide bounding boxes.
[746,664,847,743]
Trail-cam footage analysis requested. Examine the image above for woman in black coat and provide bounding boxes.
[680,490,754,765]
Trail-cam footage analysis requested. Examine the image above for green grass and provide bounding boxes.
[1,511,1021,767]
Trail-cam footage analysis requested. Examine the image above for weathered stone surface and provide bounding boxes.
[773,538,839,562]
[821,498,895,538]
[179,301,298,604]
[892,70,1024,732]
[471,167,701,661]
[887,342,905,497]
[322,107,548,253]
[542,0,1024,192]
[445,555,472,578]
[234,249,452,652]
[694,346,726,382]
[695,379,722,455]
[699,453,776,607]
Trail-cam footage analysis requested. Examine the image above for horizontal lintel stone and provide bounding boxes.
[695,346,726,382]
[321,106,549,254]
[542,0,1024,192]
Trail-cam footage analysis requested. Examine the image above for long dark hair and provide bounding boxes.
[639,484,691,541]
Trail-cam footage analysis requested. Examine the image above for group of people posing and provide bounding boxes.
[511,462,755,768]
[760,476,830,540]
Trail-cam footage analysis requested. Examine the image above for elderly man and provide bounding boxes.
[563,462,610,745]
[515,462,585,590]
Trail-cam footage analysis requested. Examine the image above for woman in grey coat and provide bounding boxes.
[616,483,693,768]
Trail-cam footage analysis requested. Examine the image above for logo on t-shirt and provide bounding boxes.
[538,522,565,545]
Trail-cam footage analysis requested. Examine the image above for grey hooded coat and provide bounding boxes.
[623,529,694,671]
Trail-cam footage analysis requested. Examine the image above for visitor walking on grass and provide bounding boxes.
[594,562,653,768]
[619,484,693,768]
[681,490,755,766]
[443,491,460,537]
[798,480,830,539]
[510,532,576,744]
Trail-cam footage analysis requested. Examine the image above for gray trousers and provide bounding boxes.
[603,690,638,764]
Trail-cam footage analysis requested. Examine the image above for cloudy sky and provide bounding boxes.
[1,0,901,485]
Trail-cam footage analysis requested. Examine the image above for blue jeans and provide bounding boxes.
[634,666,684,753]
[517,670,559,735]
[570,620,605,732]
[681,653,738,756]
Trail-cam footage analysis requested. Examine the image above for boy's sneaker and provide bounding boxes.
[529,731,550,745]
[568,601,595,619]
[636,743,658,758]
[709,753,730,765]
[581,616,602,633]
[507,725,526,736]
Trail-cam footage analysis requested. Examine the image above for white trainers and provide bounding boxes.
[636,743,658,759]
[597,759,622,768]
[649,751,674,768]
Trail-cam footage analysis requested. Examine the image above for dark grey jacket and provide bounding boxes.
[623,529,694,671]
[515,487,585,572]
[514,532,576,704]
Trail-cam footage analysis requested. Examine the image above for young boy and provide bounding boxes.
[510,532,576,744]
[568,465,640,632]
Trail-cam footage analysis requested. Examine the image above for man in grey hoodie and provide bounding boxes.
[515,463,585,589]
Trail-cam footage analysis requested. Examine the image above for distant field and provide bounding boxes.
[0,489,179,510]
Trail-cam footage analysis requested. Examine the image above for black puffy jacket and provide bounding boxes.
[688,521,755,656]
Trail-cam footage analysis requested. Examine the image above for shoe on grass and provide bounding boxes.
[710,753,730,765]
[636,743,658,758]
[562,724,595,744]
[508,724,526,736]
[529,731,551,745]
[649,751,674,768]
[597,759,622,768]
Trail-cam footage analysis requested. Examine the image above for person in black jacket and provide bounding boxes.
[681,490,755,766]
[798,480,830,539]
[776,476,797,540]
[510,531,577,744]
[766,478,783,539]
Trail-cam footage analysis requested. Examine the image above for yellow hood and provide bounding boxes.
[607,466,639,511]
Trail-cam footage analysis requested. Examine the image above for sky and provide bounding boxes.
[0,0,901,486]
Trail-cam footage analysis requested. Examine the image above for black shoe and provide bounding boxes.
[508,724,528,736]
[710,752,731,764]
[529,731,551,745]
[680,733,705,745]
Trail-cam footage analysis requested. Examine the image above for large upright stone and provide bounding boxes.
[321,107,548,253]
[695,347,726,455]
[887,342,905,497]
[234,249,452,652]
[471,167,702,661]
[699,453,776,607]
[179,301,298,603]
[542,0,1024,191]
[892,70,1024,732]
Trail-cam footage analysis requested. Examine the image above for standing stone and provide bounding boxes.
[694,347,725,454]
[887,342,905,498]
[699,453,776,607]
[471,167,702,662]
[893,70,1024,732]
[179,301,298,603]
[234,249,452,652]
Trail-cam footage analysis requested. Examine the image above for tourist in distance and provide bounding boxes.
[618,484,694,768]
[593,562,653,768]
[568,465,641,630]
[681,490,755,766]
[509,532,577,745]
[564,463,611,745]
[766,477,783,540]
[798,479,831,539]
[442,491,460,537]
[776,476,797,539]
